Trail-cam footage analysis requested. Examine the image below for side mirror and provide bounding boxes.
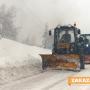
[49,30,52,36]
[78,29,81,34]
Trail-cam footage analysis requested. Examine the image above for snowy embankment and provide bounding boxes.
[0,38,51,84]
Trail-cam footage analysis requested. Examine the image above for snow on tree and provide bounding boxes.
[42,24,48,48]
[0,5,17,40]
[42,24,54,49]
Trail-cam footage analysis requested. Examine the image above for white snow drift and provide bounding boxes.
[0,38,51,84]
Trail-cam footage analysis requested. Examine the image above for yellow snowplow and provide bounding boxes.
[40,24,85,71]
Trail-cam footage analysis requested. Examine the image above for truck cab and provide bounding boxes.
[53,25,80,54]
[80,34,90,63]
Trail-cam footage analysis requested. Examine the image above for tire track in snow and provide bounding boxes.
[0,70,61,90]
[0,70,81,90]
[42,73,78,90]
[43,68,89,90]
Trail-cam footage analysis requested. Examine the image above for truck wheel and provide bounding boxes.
[42,60,48,70]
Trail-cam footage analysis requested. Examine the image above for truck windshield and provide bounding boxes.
[58,30,75,43]
[85,35,90,44]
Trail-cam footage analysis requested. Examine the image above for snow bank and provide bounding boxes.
[0,38,51,67]
[0,38,51,84]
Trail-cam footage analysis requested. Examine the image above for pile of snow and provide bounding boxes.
[0,38,51,84]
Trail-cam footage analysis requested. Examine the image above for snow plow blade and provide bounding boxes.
[40,54,80,71]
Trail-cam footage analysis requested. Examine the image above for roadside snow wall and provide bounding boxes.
[0,38,51,84]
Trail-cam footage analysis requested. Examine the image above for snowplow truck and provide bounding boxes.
[40,24,85,71]
[80,34,90,64]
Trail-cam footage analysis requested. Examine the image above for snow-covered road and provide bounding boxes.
[0,65,90,90]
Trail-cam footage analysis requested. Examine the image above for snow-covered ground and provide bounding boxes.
[0,38,51,84]
[0,65,90,90]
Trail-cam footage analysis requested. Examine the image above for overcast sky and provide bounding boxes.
[0,0,90,46]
